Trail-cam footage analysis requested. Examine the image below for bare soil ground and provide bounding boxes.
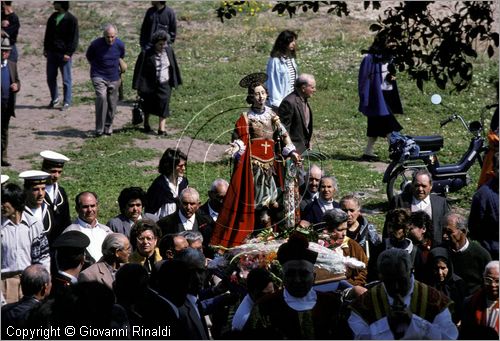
[5,2,229,172]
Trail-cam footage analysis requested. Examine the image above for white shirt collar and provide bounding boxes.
[179,210,195,229]
[207,203,219,221]
[59,270,78,284]
[76,217,100,228]
[283,288,317,311]
[411,195,431,206]
[455,238,470,253]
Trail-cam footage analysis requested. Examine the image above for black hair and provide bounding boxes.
[270,30,298,59]
[158,148,187,177]
[117,186,146,214]
[151,29,169,44]
[55,247,85,271]
[409,210,433,241]
[1,183,26,212]
[247,268,273,293]
[53,1,69,11]
[246,82,268,105]
[130,218,162,249]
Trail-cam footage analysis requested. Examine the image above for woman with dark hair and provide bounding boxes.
[107,186,157,237]
[266,30,298,110]
[210,73,300,248]
[427,247,467,324]
[408,210,434,282]
[358,33,403,161]
[129,219,162,276]
[145,147,188,219]
[132,29,182,136]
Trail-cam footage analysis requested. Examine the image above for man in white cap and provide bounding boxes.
[19,170,55,242]
[1,174,9,186]
[1,182,50,304]
[1,34,20,167]
[40,150,71,240]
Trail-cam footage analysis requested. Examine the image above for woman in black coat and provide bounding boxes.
[132,30,181,135]
[427,246,468,325]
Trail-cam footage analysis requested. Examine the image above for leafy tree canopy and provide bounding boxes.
[216,1,498,92]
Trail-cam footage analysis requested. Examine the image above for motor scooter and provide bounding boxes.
[383,94,487,202]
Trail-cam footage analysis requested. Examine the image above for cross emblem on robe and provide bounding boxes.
[261,141,271,154]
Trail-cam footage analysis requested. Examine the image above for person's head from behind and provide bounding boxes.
[208,178,228,212]
[408,210,433,244]
[179,187,200,219]
[114,263,149,306]
[1,183,25,218]
[175,247,206,295]
[158,147,187,178]
[158,234,188,259]
[53,1,69,12]
[340,194,361,228]
[411,169,433,201]
[180,230,203,252]
[271,30,298,58]
[277,232,318,298]
[21,264,52,300]
[52,231,90,273]
[378,248,413,299]
[247,268,274,302]
[118,186,146,223]
[157,259,190,306]
[130,219,161,258]
[319,176,337,201]
[322,208,349,247]
[385,208,411,243]
[152,29,169,52]
[483,260,499,301]
[75,191,99,225]
[442,213,468,251]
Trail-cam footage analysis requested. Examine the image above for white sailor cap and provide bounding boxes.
[1,174,9,185]
[19,170,51,186]
[40,150,70,168]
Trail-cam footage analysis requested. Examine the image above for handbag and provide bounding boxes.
[132,97,144,125]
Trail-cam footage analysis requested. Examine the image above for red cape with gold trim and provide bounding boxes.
[210,113,256,247]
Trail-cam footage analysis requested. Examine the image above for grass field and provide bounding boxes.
[13,1,499,230]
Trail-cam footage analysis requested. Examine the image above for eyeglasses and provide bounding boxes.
[137,236,156,243]
[484,276,499,285]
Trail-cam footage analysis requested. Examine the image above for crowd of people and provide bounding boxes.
[1,1,499,340]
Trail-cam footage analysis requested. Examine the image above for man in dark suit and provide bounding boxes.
[157,187,214,253]
[386,169,450,245]
[50,231,90,298]
[299,164,323,214]
[278,73,316,155]
[1,35,20,167]
[2,264,51,333]
[199,178,228,222]
[299,176,340,227]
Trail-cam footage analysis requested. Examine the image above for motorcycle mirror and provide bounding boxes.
[431,94,442,105]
